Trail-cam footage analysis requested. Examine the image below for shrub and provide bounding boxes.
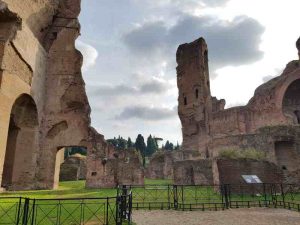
[218,148,266,160]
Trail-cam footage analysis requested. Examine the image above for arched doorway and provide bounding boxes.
[282,79,300,124]
[54,146,87,189]
[1,94,39,190]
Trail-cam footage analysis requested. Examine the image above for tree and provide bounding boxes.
[64,146,87,159]
[146,135,157,157]
[135,134,146,166]
[118,136,127,150]
[107,137,118,148]
[165,140,174,151]
[127,137,133,148]
[174,142,180,150]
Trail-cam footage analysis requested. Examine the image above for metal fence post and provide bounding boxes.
[222,185,230,209]
[22,198,30,225]
[116,195,122,225]
[263,183,267,207]
[173,185,178,210]
[16,197,22,225]
[128,192,133,225]
[181,186,184,211]
[106,198,109,225]
[30,199,36,225]
[280,184,285,208]
[122,185,128,220]
[228,184,232,208]
[167,185,170,210]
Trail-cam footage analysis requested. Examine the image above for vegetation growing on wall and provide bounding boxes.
[218,148,266,160]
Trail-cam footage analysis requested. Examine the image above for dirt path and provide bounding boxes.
[132,208,300,225]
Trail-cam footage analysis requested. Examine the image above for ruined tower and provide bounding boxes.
[177,38,212,156]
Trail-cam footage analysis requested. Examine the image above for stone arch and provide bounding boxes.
[282,79,300,124]
[1,94,39,190]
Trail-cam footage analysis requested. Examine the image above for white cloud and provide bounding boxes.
[76,40,99,72]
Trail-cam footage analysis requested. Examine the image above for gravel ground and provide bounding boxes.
[132,208,300,225]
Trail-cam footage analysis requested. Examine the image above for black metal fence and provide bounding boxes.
[1,183,299,225]
[0,192,132,225]
[122,183,300,212]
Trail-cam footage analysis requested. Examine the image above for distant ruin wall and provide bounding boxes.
[86,149,144,188]
[173,159,215,185]
[60,155,87,181]
[145,152,175,179]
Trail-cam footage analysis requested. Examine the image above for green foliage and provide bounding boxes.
[64,147,87,159]
[106,134,180,158]
[164,140,175,151]
[174,142,180,150]
[135,134,146,166]
[127,137,133,148]
[218,148,266,160]
[107,136,131,150]
[146,135,158,156]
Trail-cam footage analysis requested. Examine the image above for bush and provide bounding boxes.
[218,148,266,160]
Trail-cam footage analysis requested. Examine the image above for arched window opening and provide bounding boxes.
[195,89,199,99]
[282,79,300,124]
[55,146,87,189]
[184,97,187,105]
[1,94,38,190]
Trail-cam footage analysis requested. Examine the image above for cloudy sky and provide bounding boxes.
[76,0,300,144]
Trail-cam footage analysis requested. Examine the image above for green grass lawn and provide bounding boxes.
[0,180,116,199]
[0,179,173,199]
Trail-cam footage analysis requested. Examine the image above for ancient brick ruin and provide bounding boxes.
[174,37,300,185]
[145,151,176,179]
[0,0,143,191]
[59,154,87,182]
